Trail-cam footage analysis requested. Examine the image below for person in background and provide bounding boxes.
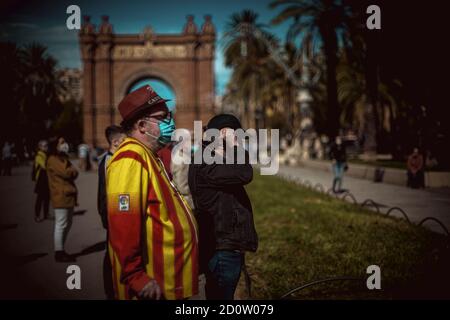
[2,141,13,176]
[47,136,78,262]
[407,147,425,188]
[171,133,195,209]
[188,114,258,300]
[329,136,347,193]
[78,142,89,171]
[33,140,50,222]
[97,125,126,299]
[425,150,438,170]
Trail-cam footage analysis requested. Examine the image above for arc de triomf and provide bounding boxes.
[79,15,215,148]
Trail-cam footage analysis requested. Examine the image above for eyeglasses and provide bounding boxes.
[143,112,172,124]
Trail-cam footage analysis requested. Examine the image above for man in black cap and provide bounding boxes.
[188,114,258,300]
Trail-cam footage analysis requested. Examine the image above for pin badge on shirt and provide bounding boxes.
[118,194,130,212]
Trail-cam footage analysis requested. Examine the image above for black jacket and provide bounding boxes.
[188,145,258,261]
[329,143,347,163]
[97,151,112,229]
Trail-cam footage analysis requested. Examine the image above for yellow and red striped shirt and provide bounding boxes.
[106,137,198,300]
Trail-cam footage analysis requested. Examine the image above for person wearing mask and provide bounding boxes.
[188,114,258,300]
[97,125,126,299]
[329,136,347,193]
[47,136,78,262]
[33,140,50,222]
[106,85,198,300]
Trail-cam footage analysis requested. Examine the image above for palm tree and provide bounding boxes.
[0,42,23,141]
[271,0,351,140]
[340,0,381,156]
[223,9,279,129]
[337,53,406,156]
[19,43,64,144]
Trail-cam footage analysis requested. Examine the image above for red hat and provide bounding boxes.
[118,85,170,125]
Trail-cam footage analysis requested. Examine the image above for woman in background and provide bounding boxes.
[47,136,78,262]
[33,140,50,222]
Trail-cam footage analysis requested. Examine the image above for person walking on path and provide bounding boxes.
[407,147,425,188]
[47,136,78,262]
[97,125,126,299]
[106,85,198,300]
[32,140,50,222]
[329,136,347,193]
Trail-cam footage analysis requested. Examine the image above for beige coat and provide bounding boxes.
[171,149,195,209]
[47,155,78,208]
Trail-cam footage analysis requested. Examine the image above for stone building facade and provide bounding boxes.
[79,15,215,147]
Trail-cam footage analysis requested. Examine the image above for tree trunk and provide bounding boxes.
[320,26,340,140]
[362,31,379,158]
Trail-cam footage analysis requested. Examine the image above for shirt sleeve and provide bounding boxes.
[107,153,151,294]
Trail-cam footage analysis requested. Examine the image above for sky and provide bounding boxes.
[0,0,291,97]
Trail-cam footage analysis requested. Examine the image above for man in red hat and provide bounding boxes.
[106,85,199,300]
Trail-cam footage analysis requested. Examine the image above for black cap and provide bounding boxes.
[206,114,242,131]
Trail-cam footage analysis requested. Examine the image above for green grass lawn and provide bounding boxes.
[236,172,450,299]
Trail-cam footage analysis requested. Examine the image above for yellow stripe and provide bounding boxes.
[144,211,155,281]
[173,192,194,297]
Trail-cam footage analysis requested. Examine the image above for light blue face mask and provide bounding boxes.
[144,114,176,146]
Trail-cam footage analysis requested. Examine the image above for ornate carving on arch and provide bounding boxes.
[201,15,215,35]
[183,15,198,35]
[99,15,113,34]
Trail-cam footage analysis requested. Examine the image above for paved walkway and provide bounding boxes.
[277,164,450,235]
[0,164,206,299]
[0,164,105,298]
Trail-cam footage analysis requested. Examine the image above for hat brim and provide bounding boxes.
[120,99,171,126]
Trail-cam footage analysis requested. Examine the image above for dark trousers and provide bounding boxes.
[103,235,115,300]
[407,170,425,188]
[205,250,244,300]
[34,191,49,219]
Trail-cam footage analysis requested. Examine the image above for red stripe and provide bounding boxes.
[111,150,149,171]
[116,140,141,152]
[151,194,165,295]
[150,158,185,299]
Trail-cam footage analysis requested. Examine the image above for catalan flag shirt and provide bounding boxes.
[106,137,199,300]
